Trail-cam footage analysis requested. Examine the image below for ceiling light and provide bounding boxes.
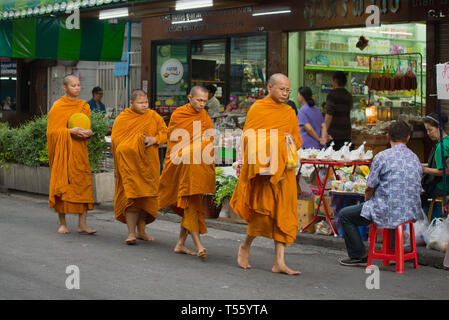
[172,18,203,24]
[252,9,291,16]
[99,7,128,20]
[175,0,213,11]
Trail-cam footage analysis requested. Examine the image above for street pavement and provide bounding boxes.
[1,191,448,300]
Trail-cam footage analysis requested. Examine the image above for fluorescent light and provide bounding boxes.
[175,0,213,11]
[252,9,291,16]
[172,18,203,24]
[99,7,128,20]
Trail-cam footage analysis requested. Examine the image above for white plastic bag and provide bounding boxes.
[413,209,430,246]
[424,218,449,252]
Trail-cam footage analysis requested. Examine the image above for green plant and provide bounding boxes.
[9,115,48,167]
[214,174,238,207]
[88,111,109,173]
[0,122,14,168]
[0,111,109,173]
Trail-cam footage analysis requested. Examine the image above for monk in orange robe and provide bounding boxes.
[230,74,302,275]
[159,86,215,258]
[47,75,96,235]
[111,90,168,245]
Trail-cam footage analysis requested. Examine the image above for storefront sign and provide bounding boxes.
[161,59,184,85]
[436,63,449,100]
[304,0,401,27]
[0,60,16,76]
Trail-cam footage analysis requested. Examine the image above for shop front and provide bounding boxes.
[289,22,428,160]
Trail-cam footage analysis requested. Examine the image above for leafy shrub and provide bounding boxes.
[88,111,109,173]
[9,115,48,167]
[214,174,238,207]
[0,111,109,172]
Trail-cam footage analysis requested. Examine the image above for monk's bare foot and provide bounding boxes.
[197,247,207,259]
[77,227,97,235]
[272,264,301,275]
[137,233,155,241]
[125,235,137,245]
[174,244,196,256]
[58,225,70,234]
[237,244,252,269]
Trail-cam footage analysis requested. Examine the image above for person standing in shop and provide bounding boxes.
[324,71,353,150]
[297,86,330,149]
[205,85,221,118]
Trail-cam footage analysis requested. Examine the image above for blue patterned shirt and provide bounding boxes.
[361,144,422,228]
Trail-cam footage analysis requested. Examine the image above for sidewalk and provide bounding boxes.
[3,189,447,269]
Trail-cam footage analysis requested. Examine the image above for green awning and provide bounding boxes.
[0,16,126,61]
[0,0,132,21]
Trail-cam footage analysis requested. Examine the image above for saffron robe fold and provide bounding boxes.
[111,108,168,224]
[230,96,302,244]
[159,104,215,233]
[47,96,94,214]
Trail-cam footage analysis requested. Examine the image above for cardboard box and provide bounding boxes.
[298,199,315,233]
[314,195,334,218]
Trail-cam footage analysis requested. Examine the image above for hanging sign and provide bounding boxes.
[436,63,449,100]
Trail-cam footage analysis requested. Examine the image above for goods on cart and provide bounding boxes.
[298,142,373,162]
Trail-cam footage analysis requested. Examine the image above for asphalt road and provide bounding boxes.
[1,192,448,300]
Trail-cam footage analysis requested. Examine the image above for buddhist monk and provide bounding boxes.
[230,73,302,275]
[111,90,168,245]
[47,74,96,235]
[159,86,215,259]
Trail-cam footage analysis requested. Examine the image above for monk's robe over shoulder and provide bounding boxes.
[111,108,168,224]
[159,104,215,215]
[230,96,301,244]
[47,96,94,213]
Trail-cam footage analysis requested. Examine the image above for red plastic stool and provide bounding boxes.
[366,221,418,274]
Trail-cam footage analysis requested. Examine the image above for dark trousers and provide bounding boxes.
[340,204,396,259]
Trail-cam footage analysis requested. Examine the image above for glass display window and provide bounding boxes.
[302,23,427,114]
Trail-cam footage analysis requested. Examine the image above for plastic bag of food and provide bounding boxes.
[285,134,299,170]
[424,218,449,252]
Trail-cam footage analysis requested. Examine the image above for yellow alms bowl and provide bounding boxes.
[68,113,91,129]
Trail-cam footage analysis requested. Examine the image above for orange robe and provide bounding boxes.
[159,104,215,234]
[47,96,94,214]
[230,96,301,245]
[111,108,168,224]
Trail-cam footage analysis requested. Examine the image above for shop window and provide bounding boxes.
[303,23,426,117]
[154,43,189,122]
[228,34,267,114]
[0,59,17,112]
[191,39,226,108]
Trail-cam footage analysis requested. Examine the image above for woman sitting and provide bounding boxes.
[421,112,449,206]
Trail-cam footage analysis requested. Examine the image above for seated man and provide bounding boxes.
[338,121,422,267]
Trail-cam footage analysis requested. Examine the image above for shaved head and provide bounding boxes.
[130,89,147,102]
[189,86,209,98]
[63,74,79,86]
[267,73,290,104]
[268,73,289,86]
